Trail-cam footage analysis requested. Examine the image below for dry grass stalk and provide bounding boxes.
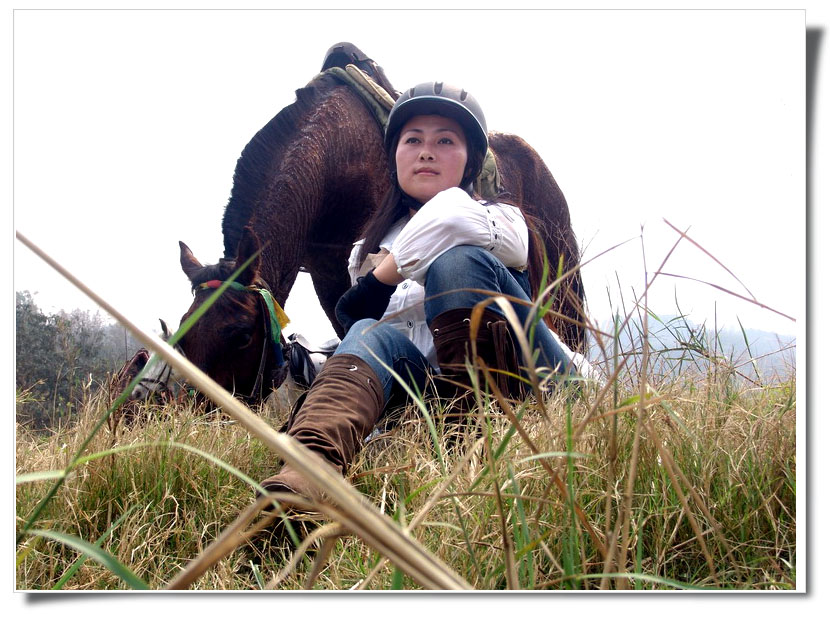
[265,523,347,590]
[166,495,272,589]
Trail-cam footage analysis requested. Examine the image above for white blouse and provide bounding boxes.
[347,187,529,368]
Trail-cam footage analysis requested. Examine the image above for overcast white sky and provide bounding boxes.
[11,9,807,347]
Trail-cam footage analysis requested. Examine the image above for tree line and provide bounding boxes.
[15,291,144,430]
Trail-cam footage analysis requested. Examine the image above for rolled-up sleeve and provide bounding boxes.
[389,187,529,284]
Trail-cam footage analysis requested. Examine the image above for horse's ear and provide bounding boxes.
[235,226,262,285]
[134,349,150,368]
[179,241,203,283]
[159,318,170,339]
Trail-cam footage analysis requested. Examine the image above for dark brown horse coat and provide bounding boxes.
[178,43,585,400]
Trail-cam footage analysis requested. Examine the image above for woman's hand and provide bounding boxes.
[335,269,398,333]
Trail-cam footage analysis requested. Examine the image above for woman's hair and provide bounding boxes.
[356,130,410,267]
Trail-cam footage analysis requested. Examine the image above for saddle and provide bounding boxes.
[284,332,340,389]
[321,42,398,97]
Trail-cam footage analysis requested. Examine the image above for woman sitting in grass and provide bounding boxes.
[260,81,588,504]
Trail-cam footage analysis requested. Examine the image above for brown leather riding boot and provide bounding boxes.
[429,308,526,417]
[259,354,385,504]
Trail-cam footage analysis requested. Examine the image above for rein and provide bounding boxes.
[198,279,290,403]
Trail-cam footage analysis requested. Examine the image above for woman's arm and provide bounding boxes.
[373,253,405,285]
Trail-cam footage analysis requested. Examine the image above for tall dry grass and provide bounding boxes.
[15,322,796,590]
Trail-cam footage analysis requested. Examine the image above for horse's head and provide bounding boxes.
[130,319,181,402]
[111,348,151,397]
[177,226,287,403]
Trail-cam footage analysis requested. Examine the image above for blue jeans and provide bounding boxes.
[335,245,573,405]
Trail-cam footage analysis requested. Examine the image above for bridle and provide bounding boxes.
[131,342,187,401]
[197,279,289,404]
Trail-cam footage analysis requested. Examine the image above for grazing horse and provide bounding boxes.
[107,319,177,430]
[130,319,183,402]
[177,42,585,402]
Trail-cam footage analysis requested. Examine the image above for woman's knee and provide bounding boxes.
[424,246,508,319]
[429,245,494,274]
[425,245,499,293]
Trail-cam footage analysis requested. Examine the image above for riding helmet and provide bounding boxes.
[385,82,488,184]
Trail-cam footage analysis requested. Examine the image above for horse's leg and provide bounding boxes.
[307,261,351,338]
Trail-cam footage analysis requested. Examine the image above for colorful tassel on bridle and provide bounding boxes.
[198,279,290,369]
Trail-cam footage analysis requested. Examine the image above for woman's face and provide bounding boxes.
[395,114,468,204]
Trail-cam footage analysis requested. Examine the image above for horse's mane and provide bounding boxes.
[220,72,344,259]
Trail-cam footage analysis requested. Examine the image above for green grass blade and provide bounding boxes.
[564,401,580,589]
[736,316,763,383]
[51,503,140,590]
[634,513,644,590]
[27,529,149,590]
[391,567,405,590]
[575,572,716,590]
[507,462,535,589]
[16,470,66,484]
[251,562,266,590]
[469,400,529,491]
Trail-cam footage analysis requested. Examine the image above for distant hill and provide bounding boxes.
[585,314,796,384]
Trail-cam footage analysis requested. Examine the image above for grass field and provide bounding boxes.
[15,309,797,591]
